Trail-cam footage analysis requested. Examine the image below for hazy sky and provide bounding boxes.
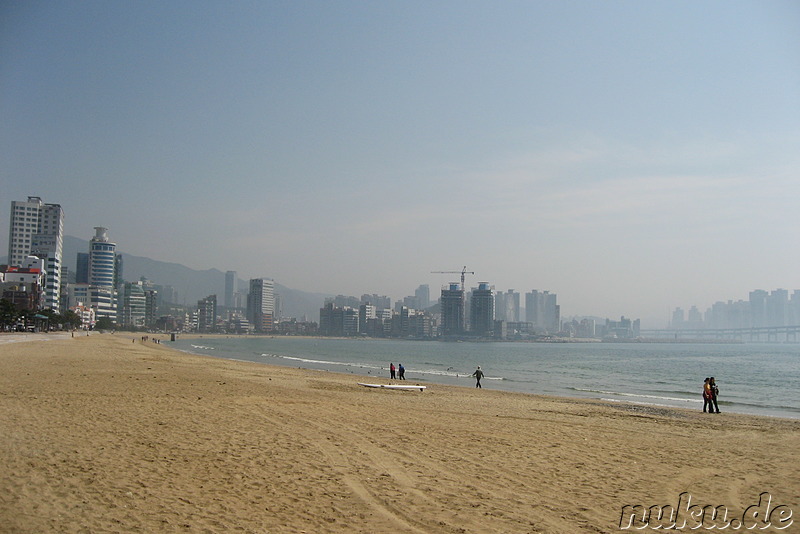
[2,1,799,327]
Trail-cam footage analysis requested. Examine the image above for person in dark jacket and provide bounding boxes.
[472,366,484,388]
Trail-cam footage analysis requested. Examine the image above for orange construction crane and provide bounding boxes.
[431,266,475,291]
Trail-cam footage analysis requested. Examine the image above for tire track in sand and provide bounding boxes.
[254,404,435,533]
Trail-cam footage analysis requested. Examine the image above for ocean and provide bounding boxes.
[170,336,800,419]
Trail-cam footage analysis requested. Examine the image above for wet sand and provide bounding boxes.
[1,333,797,533]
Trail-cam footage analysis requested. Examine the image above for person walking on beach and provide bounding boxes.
[472,366,484,388]
[398,364,405,380]
[389,363,396,380]
[702,377,713,413]
[709,377,720,413]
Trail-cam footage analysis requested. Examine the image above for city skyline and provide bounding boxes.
[2,2,799,328]
[5,208,800,330]
[5,221,800,330]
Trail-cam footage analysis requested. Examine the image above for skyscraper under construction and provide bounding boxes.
[440,283,465,336]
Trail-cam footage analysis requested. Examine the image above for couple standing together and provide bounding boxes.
[389,363,405,380]
[703,377,720,413]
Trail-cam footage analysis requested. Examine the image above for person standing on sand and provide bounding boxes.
[398,364,405,380]
[702,377,713,413]
[709,377,721,413]
[472,366,484,388]
[390,363,396,380]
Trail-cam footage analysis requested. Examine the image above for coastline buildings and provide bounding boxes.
[672,288,800,330]
[7,196,65,311]
[319,302,359,336]
[247,278,274,332]
[321,298,433,338]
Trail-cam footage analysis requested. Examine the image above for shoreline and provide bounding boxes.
[174,333,800,421]
[2,333,798,532]
[3,331,797,420]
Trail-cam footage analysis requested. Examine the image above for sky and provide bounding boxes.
[2,1,799,327]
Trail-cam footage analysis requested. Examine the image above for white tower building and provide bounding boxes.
[89,227,117,321]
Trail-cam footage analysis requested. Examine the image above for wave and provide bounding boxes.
[575,388,800,414]
[599,398,682,409]
[719,399,800,414]
[262,353,384,371]
[571,388,700,404]
[190,344,215,350]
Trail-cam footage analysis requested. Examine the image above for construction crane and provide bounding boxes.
[431,266,475,290]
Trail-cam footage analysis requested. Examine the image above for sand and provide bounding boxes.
[0,333,797,533]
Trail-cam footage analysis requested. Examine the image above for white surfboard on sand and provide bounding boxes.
[358,383,426,391]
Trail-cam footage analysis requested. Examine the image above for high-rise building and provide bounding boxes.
[359,303,377,334]
[7,196,64,311]
[767,289,789,327]
[144,289,159,328]
[687,305,703,327]
[120,281,146,328]
[319,302,359,336]
[749,290,768,328]
[114,255,123,289]
[470,282,495,336]
[415,284,430,309]
[197,294,217,332]
[361,294,391,310]
[89,227,117,321]
[525,290,560,333]
[496,289,520,322]
[76,252,89,284]
[791,291,800,326]
[507,290,520,322]
[225,271,237,308]
[671,307,685,328]
[247,278,274,332]
[495,291,506,321]
[440,283,465,336]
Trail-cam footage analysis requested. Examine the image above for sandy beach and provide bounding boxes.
[1,334,797,533]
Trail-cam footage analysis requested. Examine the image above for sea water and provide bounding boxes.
[170,337,800,419]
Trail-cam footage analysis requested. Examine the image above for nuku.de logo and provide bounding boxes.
[619,492,793,530]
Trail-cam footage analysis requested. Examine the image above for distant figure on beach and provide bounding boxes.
[703,377,713,413]
[472,366,484,388]
[398,364,405,380]
[709,377,720,413]
[390,363,396,380]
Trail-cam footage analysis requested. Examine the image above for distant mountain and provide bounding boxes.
[59,235,327,320]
